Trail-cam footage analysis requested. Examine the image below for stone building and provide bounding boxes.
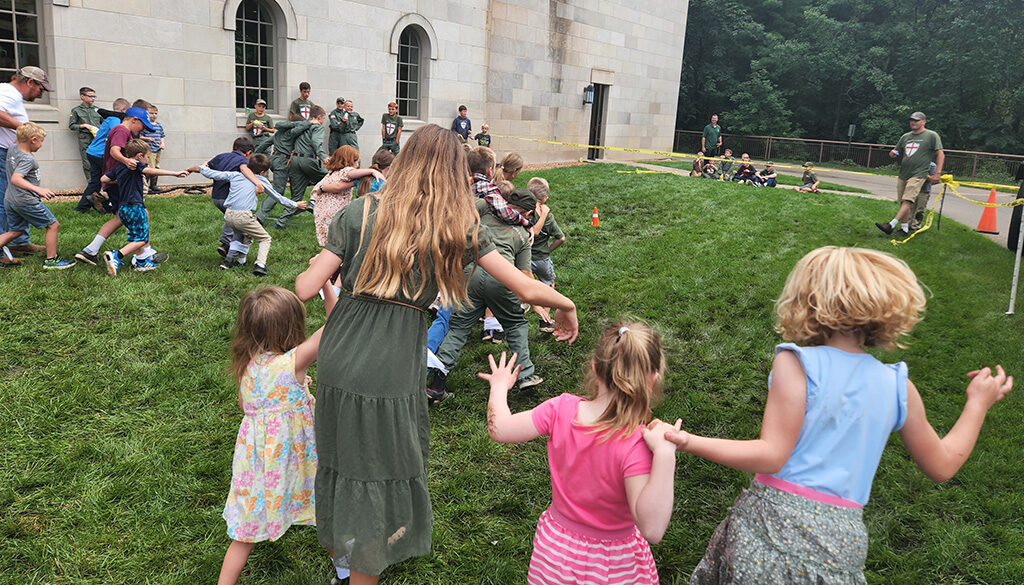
[18,0,688,189]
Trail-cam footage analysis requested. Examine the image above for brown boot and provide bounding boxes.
[0,255,22,266]
[9,243,45,255]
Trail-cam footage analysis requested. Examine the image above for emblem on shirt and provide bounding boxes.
[385,122,396,135]
[904,142,920,157]
[252,125,263,136]
[300,105,311,119]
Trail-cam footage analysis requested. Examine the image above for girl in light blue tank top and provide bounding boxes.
[658,247,1013,585]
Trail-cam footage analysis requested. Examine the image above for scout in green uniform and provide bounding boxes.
[338,100,363,150]
[328,97,346,154]
[875,111,944,236]
[245,98,276,155]
[379,101,403,155]
[702,114,722,156]
[275,105,327,229]
[68,86,103,182]
[288,81,315,121]
[431,190,544,391]
[255,118,310,224]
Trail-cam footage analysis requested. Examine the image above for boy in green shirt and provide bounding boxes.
[328,97,346,154]
[527,177,565,333]
[275,105,326,230]
[288,81,315,121]
[245,98,275,155]
[255,118,310,224]
[379,101,403,155]
[797,162,820,193]
[68,86,103,182]
[329,98,364,153]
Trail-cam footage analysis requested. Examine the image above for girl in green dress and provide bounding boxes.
[295,124,579,585]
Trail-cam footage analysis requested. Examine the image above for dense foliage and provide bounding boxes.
[676,0,1024,153]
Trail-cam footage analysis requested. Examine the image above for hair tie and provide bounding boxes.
[615,326,630,343]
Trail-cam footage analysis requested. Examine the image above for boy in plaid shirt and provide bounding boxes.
[468,146,531,228]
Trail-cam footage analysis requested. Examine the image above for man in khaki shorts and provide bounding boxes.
[876,111,944,235]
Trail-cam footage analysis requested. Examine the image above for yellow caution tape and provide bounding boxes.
[496,133,1024,191]
[614,169,677,174]
[940,175,1024,207]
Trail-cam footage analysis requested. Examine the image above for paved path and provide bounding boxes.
[617,159,1021,247]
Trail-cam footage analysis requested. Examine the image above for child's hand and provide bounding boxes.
[124,159,138,170]
[176,171,189,178]
[37,188,56,200]
[661,418,691,451]
[642,418,682,455]
[305,375,313,388]
[552,307,578,344]
[477,351,521,393]
[370,169,385,181]
[295,201,308,210]
[964,366,1013,409]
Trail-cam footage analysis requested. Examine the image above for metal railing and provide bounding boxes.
[674,130,1024,181]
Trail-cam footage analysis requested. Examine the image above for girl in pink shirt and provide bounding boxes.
[481,322,679,585]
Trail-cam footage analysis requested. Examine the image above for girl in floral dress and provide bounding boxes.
[311,145,385,247]
[218,284,337,585]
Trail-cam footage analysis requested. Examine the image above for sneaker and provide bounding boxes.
[92,191,108,211]
[133,258,160,271]
[491,329,506,344]
[516,374,544,390]
[217,243,229,257]
[330,576,350,585]
[10,243,45,255]
[481,329,493,342]
[426,368,453,404]
[75,250,99,266]
[272,222,288,230]
[253,263,268,277]
[152,252,169,263]
[538,320,555,333]
[219,258,235,270]
[42,256,76,270]
[102,251,121,276]
[875,221,894,235]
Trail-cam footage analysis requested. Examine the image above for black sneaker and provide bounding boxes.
[152,252,169,263]
[491,329,506,344]
[217,243,229,257]
[253,263,268,277]
[516,374,544,390]
[74,250,99,266]
[481,329,493,342]
[538,320,555,333]
[426,368,452,403]
[875,221,894,235]
[219,258,235,270]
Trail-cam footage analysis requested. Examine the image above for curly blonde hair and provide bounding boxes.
[774,246,925,350]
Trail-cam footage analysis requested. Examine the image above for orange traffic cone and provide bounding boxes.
[974,189,999,234]
[592,207,600,227]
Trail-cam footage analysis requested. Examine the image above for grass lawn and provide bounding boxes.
[2,163,1022,584]
[649,159,873,194]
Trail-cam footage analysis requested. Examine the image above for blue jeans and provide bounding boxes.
[0,147,30,246]
[426,306,452,353]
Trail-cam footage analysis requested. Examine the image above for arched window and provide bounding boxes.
[396,27,422,119]
[0,1,41,81]
[234,0,275,109]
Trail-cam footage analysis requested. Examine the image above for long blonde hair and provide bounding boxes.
[230,287,307,383]
[586,322,666,441]
[774,246,926,349]
[353,124,481,307]
[494,152,523,183]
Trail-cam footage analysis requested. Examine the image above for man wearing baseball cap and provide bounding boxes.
[0,66,50,264]
[876,111,944,236]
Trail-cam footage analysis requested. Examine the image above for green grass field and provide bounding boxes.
[2,163,1022,584]
[649,159,873,194]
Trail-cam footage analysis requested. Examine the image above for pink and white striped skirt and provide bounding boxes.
[528,507,659,585]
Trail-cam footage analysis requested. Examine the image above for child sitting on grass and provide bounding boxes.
[218,284,337,585]
[527,177,565,333]
[658,246,1013,584]
[0,123,75,269]
[100,138,189,275]
[797,161,821,193]
[193,153,307,276]
[717,148,735,179]
[731,153,756,183]
[481,322,679,584]
[754,162,778,187]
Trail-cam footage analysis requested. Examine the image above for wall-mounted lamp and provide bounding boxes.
[583,84,595,105]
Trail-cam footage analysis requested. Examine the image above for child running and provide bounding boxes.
[659,246,1013,584]
[310,145,384,247]
[100,138,189,275]
[294,124,578,585]
[218,284,337,585]
[481,322,679,585]
[526,177,565,333]
[494,151,523,183]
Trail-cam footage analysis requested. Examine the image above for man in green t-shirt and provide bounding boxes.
[276,105,327,230]
[329,98,364,153]
[379,101,403,155]
[255,118,310,224]
[245,98,276,155]
[701,114,722,156]
[288,81,315,121]
[875,111,944,236]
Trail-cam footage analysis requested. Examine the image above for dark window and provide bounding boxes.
[235,0,274,109]
[0,0,40,81]
[396,28,421,119]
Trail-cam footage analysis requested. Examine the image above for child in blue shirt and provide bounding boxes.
[140,105,165,192]
[75,97,129,212]
[195,153,306,276]
[100,139,188,275]
[658,246,1013,584]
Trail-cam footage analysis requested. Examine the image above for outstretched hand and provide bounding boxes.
[659,418,690,451]
[964,365,1013,409]
[552,307,579,344]
[642,418,682,455]
[477,351,521,393]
